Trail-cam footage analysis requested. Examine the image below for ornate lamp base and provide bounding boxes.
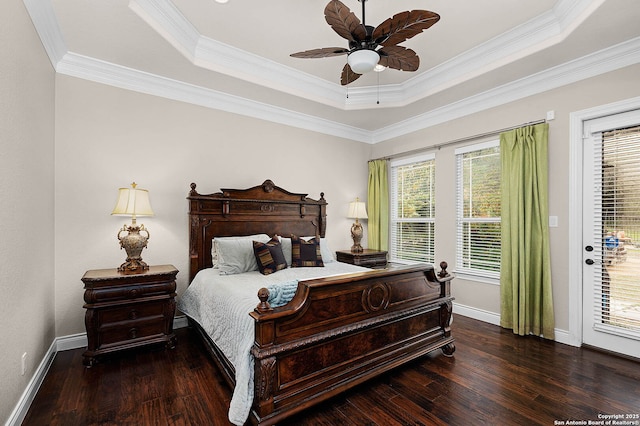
[351,221,364,253]
[117,223,150,274]
[118,258,149,274]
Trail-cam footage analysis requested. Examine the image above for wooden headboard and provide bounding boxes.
[187,179,327,283]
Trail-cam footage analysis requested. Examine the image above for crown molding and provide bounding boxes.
[129,0,604,109]
[23,0,67,66]
[128,0,199,60]
[372,36,640,143]
[350,0,606,108]
[56,52,374,143]
[52,36,640,145]
[372,37,640,144]
[349,10,562,109]
[24,0,640,144]
[129,0,347,109]
[553,0,605,32]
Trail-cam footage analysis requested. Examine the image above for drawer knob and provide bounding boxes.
[128,328,138,339]
[129,309,138,320]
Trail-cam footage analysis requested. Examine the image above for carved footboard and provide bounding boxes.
[248,263,455,425]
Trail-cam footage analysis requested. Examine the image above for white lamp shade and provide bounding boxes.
[347,201,368,220]
[111,184,154,217]
[347,49,380,74]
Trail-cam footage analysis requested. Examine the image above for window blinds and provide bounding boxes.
[456,142,501,278]
[592,125,640,337]
[390,154,435,264]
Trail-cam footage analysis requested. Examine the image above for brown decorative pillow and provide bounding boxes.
[253,236,287,275]
[290,235,324,267]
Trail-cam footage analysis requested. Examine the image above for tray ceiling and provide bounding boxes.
[25,0,640,142]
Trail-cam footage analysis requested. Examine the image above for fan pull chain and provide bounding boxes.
[377,71,380,105]
[346,64,350,98]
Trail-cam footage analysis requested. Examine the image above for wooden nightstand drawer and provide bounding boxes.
[84,281,176,304]
[99,319,166,346]
[99,300,167,324]
[82,265,178,367]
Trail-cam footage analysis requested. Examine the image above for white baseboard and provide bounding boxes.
[4,340,57,426]
[4,315,190,426]
[173,314,189,329]
[453,302,572,346]
[552,328,572,346]
[453,302,501,326]
[56,332,87,352]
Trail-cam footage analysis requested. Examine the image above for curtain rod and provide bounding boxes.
[370,118,546,162]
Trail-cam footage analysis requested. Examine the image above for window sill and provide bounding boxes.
[452,270,500,286]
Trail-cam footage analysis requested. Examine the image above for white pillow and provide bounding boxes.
[319,238,335,263]
[279,237,293,266]
[278,236,335,265]
[212,234,270,274]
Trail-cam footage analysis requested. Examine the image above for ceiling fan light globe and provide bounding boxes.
[347,50,380,74]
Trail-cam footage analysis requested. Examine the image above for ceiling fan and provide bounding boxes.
[290,0,440,86]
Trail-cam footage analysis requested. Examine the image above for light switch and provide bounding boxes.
[549,216,558,227]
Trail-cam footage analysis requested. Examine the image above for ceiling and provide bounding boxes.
[26,0,640,142]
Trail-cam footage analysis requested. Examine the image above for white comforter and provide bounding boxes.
[177,262,367,425]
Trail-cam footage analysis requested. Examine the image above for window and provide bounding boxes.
[390,154,435,264]
[456,141,501,281]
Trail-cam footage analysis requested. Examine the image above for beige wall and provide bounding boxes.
[0,1,56,421]
[53,75,371,337]
[371,64,640,331]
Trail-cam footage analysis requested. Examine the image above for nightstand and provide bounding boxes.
[336,249,388,269]
[81,264,178,367]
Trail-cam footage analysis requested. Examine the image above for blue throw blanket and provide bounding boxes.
[267,280,299,307]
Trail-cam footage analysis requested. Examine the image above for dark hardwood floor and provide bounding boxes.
[23,315,640,426]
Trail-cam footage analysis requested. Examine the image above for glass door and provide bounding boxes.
[582,112,640,359]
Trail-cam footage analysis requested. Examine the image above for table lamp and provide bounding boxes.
[111,182,154,273]
[347,197,368,253]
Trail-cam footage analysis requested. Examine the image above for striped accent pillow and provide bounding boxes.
[290,235,324,267]
[253,236,287,275]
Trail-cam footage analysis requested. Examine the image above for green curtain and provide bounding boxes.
[500,123,555,339]
[367,159,389,251]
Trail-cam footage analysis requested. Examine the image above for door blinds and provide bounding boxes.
[592,125,640,338]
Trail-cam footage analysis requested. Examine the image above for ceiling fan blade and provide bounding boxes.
[290,47,350,58]
[324,0,367,43]
[372,10,440,47]
[378,45,419,72]
[340,63,362,86]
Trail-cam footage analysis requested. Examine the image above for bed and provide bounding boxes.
[180,179,455,425]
